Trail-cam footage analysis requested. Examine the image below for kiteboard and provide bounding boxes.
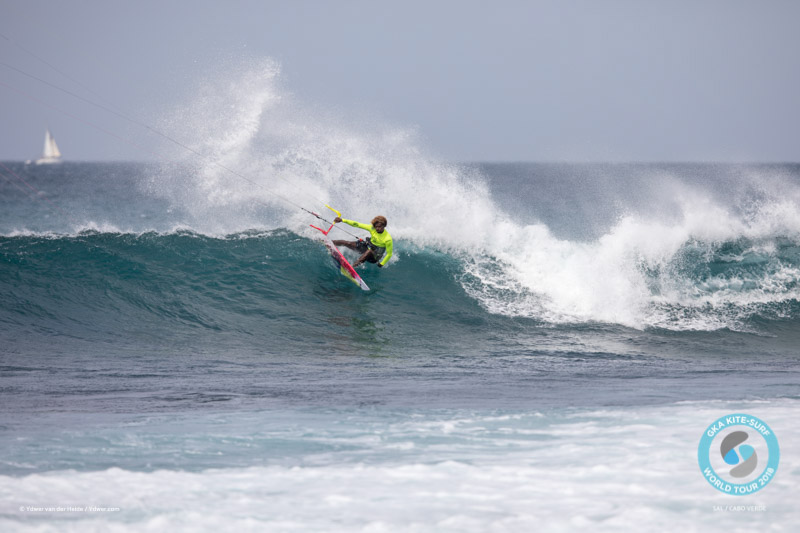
[310,206,370,291]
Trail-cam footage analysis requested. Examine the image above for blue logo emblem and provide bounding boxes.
[698,414,780,495]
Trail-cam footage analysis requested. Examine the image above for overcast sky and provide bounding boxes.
[2,0,799,162]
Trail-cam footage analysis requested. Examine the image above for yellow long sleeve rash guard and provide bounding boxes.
[341,218,394,266]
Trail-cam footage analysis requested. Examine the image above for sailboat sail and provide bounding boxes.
[43,130,61,158]
[35,129,62,164]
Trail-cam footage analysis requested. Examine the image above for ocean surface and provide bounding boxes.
[1,157,799,532]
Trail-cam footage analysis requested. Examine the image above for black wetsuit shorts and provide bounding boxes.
[355,238,384,263]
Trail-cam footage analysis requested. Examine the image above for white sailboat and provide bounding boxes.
[34,129,63,165]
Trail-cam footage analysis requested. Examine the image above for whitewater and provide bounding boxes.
[1,60,799,531]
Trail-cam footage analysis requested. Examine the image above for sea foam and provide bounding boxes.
[1,400,798,532]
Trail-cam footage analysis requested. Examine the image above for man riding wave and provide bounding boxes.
[333,215,393,268]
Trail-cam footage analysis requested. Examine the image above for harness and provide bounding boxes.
[363,237,385,258]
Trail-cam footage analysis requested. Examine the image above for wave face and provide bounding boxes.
[1,221,799,350]
[0,230,488,354]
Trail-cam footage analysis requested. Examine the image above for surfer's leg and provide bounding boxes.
[353,249,374,267]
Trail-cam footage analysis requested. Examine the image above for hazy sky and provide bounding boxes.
[2,0,799,162]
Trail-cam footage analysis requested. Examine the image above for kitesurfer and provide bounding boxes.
[333,215,393,268]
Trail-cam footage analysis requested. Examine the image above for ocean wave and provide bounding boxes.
[1,229,799,337]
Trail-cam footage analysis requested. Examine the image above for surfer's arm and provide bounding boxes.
[340,218,373,231]
[378,238,393,267]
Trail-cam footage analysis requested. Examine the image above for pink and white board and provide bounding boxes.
[311,223,370,291]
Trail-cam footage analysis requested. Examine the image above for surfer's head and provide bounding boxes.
[372,216,387,233]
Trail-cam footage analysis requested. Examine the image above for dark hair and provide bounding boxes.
[371,216,387,227]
